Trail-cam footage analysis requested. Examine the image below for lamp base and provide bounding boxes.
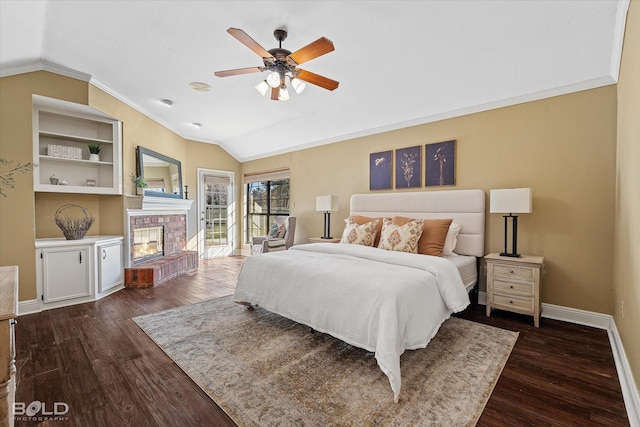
[320,236,334,240]
[499,252,521,258]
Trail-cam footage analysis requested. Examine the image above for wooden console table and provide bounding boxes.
[0,266,18,427]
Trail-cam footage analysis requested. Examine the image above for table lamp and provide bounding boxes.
[316,195,339,239]
[490,188,532,257]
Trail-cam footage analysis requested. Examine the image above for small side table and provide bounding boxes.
[308,237,341,243]
[485,253,544,327]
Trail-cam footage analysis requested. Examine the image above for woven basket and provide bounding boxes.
[55,204,94,240]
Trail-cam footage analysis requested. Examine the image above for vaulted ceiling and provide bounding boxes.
[0,1,629,161]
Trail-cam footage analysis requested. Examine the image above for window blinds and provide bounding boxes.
[204,174,231,186]
[243,168,289,184]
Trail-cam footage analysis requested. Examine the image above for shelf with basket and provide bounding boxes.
[32,95,122,195]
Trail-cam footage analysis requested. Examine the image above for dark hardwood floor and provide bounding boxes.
[14,256,629,426]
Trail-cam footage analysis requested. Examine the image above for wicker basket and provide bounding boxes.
[55,204,94,240]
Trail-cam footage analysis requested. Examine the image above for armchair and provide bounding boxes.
[252,216,296,253]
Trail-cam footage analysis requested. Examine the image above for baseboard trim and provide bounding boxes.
[477,292,639,425]
[609,319,640,426]
[18,299,41,316]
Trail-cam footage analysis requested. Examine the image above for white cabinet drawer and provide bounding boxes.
[493,279,533,297]
[493,264,534,282]
[491,294,534,312]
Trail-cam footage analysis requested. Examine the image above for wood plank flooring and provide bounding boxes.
[14,256,630,426]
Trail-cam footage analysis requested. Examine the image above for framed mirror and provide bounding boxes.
[136,146,183,199]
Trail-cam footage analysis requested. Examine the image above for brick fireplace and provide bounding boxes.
[124,196,197,287]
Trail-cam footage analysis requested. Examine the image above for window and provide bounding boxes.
[205,183,229,246]
[245,170,290,243]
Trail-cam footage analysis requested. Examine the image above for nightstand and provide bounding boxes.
[308,237,341,243]
[485,253,544,327]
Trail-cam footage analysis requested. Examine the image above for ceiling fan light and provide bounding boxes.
[278,85,290,101]
[291,78,306,94]
[255,80,269,96]
[266,71,281,88]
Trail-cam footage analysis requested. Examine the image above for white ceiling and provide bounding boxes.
[0,1,629,162]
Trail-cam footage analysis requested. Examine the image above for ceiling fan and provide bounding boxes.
[214,28,339,101]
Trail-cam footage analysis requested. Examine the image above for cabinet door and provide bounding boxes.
[98,242,123,293]
[42,247,91,303]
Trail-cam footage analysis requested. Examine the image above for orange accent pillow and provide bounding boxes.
[348,215,383,247]
[392,217,453,256]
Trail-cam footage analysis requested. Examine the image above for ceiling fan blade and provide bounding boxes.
[214,66,262,77]
[287,37,335,66]
[227,28,274,59]
[271,87,279,100]
[296,69,339,91]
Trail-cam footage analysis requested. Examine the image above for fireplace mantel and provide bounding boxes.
[126,195,194,211]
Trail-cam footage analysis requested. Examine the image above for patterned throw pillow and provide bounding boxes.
[340,217,380,246]
[268,223,286,239]
[378,218,425,253]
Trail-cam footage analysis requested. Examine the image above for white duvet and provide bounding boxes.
[233,243,470,402]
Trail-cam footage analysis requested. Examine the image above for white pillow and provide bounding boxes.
[442,221,461,256]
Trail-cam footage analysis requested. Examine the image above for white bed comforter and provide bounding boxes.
[233,243,470,402]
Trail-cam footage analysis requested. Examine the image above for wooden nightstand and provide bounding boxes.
[485,253,544,327]
[308,237,341,243]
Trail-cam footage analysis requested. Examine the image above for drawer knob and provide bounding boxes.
[509,300,514,304]
[510,270,515,274]
[509,285,514,289]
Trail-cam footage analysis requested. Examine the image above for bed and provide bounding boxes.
[234,189,485,402]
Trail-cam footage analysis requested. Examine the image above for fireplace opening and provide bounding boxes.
[133,226,164,265]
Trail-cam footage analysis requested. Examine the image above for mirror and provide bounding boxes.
[136,146,183,199]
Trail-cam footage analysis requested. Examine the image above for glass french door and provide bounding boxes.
[198,169,234,258]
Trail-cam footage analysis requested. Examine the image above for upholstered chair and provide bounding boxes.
[251,216,296,253]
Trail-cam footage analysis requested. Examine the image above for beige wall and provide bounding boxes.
[614,0,640,390]
[244,86,618,315]
[0,71,89,300]
[0,72,240,302]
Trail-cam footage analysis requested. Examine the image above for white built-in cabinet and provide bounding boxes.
[32,94,123,195]
[98,240,124,293]
[35,237,124,310]
[41,245,91,303]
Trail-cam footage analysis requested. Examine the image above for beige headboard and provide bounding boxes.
[350,189,486,257]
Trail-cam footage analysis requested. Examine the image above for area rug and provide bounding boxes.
[133,296,518,426]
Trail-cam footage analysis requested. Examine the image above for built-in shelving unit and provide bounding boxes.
[32,95,123,195]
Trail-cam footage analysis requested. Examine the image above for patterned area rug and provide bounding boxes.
[133,296,518,426]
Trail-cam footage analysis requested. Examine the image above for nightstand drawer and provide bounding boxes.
[493,264,534,282]
[493,279,533,297]
[491,294,533,312]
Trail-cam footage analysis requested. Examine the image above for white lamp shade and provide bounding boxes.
[255,80,269,96]
[291,77,306,94]
[278,85,290,101]
[266,71,281,88]
[316,195,339,212]
[490,188,532,214]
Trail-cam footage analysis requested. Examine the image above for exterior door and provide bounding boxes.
[197,169,234,258]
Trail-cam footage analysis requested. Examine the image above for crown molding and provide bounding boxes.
[0,58,90,81]
[610,0,631,82]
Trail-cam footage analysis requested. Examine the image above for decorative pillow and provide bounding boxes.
[442,221,461,256]
[347,215,383,247]
[340,218,380,246]
[391,217,452,256]
[378,218,424,253]
[268,223,286,239]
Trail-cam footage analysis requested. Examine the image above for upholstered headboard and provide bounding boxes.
[350,190,485,257]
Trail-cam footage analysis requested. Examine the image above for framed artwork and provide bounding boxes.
[395,145,421,189]
[426,140,456,187]
[369,150,392,190]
